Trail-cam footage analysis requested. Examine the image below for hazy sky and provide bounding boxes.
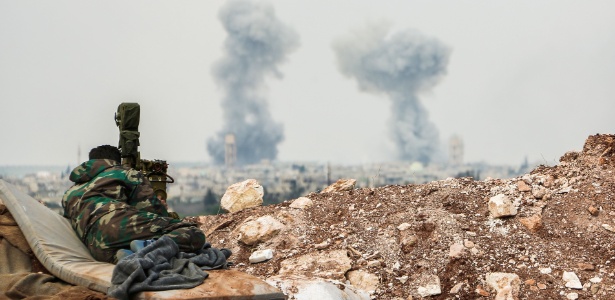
[1,0,613,167]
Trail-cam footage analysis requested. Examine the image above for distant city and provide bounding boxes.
[1,133,541,217]
[0,157,536,218]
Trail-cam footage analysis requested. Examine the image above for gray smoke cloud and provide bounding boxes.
[207,0,299,165]
[332,24,450,164]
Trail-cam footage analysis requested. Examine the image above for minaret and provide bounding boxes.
[224,134,236,168]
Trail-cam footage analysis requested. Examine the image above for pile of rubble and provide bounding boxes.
[193,134,615,299]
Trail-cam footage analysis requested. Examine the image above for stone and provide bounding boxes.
[537,283,547,290]
[249,249,274,263]
[449,282,463,294]
[449,243,465,258]
[519,214,542,233]
[267,275,370,300]
[475,286,490,297]
[236,215,285,246]
[397,223,411,231]
[603,223,615,232]
[524,279,536,286]
[588,205,599,216]
[321,179,356,193]
[416,275,441,297]
[589,277,602,283]
[562,271,583,289]
[400,234,418,253]
[220,179,264,213]
[314,240,330,250]
[366,260,381,268]
[591,283,601,294]
[485,272,520,300]
[517,181,531,192]
[278,250,352,280]
[530,286,539,292]
[463,239,475,248]
[488,194,518,218]
[532,186,547,199]
[539,267,552,274]
[347,270,379,293]
[289,197,314,209]
[577,263,594,270]
[566,292,579,300]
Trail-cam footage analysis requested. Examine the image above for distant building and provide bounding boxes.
[449,135,464,166]
[224,133,236,168]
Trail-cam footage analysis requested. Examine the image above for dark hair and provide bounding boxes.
[89,145,121,163]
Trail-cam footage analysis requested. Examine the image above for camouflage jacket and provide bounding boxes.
[62,159,169,241]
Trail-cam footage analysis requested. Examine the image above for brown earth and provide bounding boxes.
[192,133,615,299]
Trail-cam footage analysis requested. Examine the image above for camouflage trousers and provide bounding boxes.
[83,204,206,263]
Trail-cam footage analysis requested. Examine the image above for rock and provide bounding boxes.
[537,283,547,290]
[517,181,531,192]
[524,279,536,286]
[314,240,330,250]
[532,186,547,199]
[321,179,356,193]
[236,215,285,246]
[566,292,579,300]
[397,222,411,231]
[290,197,313,209]
[589,277,602,283]
[346,270,379,293]
[519,214,542,233]
[400,234,418,253]
[588,205,599,216]
[577,263,594,270]
[475,286,490,297]
[366,260,381,268]
[449,282,464,294]
[416,275,441,297]
[562,271,583,289]
[488,194,518,218]
[485,272,520,300]
[220,179,264,213]
[529,286,539,292]
[539,267,552,274]
[249,249,274,263]
[279,250,352,280]
[449,243,465,258]
[602,224,615,232]
[267,275,370,300]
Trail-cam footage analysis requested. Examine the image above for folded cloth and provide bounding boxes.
[178,242,232,270]
[108,235,231,300]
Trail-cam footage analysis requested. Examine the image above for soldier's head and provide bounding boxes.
[89,145,121,163]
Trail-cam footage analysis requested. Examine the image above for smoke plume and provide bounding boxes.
[333,24,450,164]
[207,0,299,165]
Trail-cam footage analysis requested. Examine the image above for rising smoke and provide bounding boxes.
[333,24,450,164]
[207,0,299,165]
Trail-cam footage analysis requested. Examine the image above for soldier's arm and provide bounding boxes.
[124,169,169,217]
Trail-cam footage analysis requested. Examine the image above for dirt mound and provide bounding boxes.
[193,133,615,299]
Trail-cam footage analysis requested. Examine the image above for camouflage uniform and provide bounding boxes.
[62,159,205,263]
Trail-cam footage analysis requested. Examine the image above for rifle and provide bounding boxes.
[114,103,179,219]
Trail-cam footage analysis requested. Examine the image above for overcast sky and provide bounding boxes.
[0,0,613,167]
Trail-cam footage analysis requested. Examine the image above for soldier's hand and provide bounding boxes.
[157,195,168,209]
